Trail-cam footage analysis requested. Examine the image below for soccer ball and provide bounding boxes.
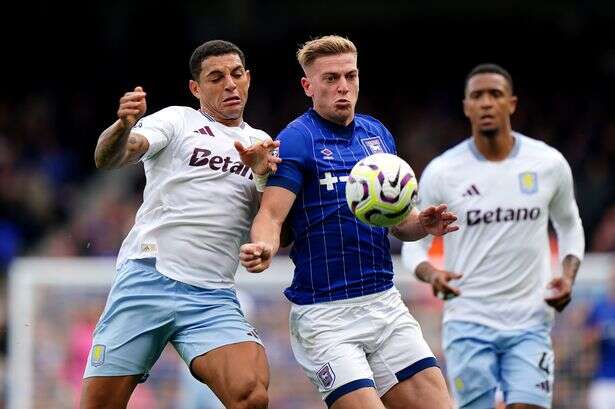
[345,153,418,227]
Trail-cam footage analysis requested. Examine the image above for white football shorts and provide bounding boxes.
[289,287,438,407]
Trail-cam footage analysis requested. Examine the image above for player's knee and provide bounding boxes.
[228,379,268,409]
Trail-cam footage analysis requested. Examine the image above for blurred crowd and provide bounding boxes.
[0,86,614,407]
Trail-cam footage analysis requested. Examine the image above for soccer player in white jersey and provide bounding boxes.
[81,40,280,409]
[402,63,585,409]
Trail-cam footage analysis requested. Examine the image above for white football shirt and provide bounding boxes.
[402,133,585,330]
[116,106,270,289]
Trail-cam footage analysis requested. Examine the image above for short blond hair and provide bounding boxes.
[297,35,357,71]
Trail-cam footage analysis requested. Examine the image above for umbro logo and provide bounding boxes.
[462,184,480,197]
[321,148,334,160]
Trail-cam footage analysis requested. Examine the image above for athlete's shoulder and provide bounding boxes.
[277,111,314,140]
[429,138,473,170]
[516,132,568,165]
[355,113,391,133]
[242,122,272,140]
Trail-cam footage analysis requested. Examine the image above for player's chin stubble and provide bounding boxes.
[479,127,499,138]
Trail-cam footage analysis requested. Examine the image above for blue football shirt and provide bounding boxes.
[268,108,398,304]
[587,298,615,379]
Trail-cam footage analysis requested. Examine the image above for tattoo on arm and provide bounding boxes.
[562,254,581,283]
[94,120,132,169]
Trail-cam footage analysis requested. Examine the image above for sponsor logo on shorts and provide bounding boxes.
[317,363,336,389]
[91,344,106,367]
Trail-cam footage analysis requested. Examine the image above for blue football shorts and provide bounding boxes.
[442,320,554,409]
[83,258,262,380]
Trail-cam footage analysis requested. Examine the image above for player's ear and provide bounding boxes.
[245,69,251,87]
[189,79,200,100]
[508,95,518,115]
[301,77,313,97]
[462,98,471,118]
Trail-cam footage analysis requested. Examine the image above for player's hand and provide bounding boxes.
[430,269,462,300]
[419,204,459,237]
[234,138,281,175]
[118,86,147,129]
[544,276,573,312]
[239,242,273,273]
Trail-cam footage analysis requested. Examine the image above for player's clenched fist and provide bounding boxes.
[118,86,147,129]
[240,242,273,273]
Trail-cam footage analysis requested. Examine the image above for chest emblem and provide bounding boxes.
[360,136,385,155]
[519,171,538,194]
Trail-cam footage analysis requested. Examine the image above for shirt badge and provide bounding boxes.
[519,171,538,194]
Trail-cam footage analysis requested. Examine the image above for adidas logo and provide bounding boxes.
[194,126,214,136]
[535,380,551,393]
[462,184,480,197]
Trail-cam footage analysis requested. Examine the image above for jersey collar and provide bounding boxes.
[468,132,521,161]
[199,108,245,129]
[309,108,355,137]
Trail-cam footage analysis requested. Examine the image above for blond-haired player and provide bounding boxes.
[240,35,456,409]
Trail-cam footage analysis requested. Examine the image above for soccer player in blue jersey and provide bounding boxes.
[240,35,457,409]
[585,265,615,409]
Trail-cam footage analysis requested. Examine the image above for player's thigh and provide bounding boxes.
[190,341,269,407]
[171,285,268,406]
[442,321,500,408]
[381,367,451,409]
[366,290,441,398]
[289,302,377,408]
[80,375,142,409]
[83,258,174,380]
[500,326,553,408]
[330,387,386,409]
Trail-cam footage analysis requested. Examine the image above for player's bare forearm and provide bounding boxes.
[94,120,132,169]
[251,210,283,257]
[95,86,149,169]
[391,209,426,241]
[562,254,581,284]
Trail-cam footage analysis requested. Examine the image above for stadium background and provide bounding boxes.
[1,1,614,408]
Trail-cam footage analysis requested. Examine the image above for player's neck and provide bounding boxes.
[313,107,354,127]
[200,107,242,127]
[473,129,515,161]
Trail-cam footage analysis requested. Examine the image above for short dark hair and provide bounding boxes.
[465,63,514,94]
[189,40,246,80]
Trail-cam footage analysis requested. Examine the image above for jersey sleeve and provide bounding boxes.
[401,159,443,274]
[548,154,585,262]
[266,125,308,194]
[134,106,184,161]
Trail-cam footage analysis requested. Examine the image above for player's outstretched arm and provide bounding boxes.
[391,204,459,241]
[234,139,281,177]
[240,187,296,273]
[415,261,462,300]
[94,86,150,169]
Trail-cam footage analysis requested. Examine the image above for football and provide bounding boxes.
[345,153,418,227]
